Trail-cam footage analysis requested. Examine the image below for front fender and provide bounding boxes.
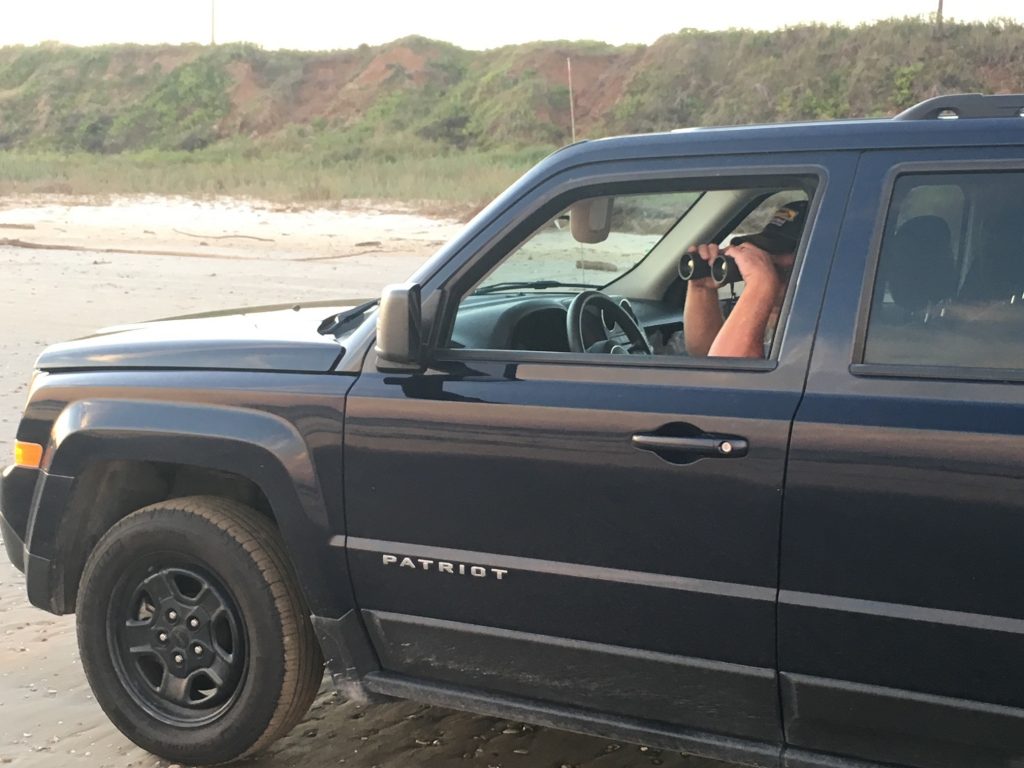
[26,399,349,617]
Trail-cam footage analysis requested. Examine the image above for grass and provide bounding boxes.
[0,144,554,210]
[4,20,1024,210]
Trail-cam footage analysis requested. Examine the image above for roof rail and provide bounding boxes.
[895,93,1024,120]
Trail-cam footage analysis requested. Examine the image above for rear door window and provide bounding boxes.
[862,170,1024,373]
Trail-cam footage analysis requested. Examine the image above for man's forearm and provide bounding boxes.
[708,284,776,358]
[683,284,724,356]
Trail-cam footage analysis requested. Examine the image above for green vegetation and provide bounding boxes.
[0,142,551,209]
[1,19,1023,206]
[605,19,1024,129]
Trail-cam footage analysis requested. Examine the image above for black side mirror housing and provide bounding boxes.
[375,282,425,372]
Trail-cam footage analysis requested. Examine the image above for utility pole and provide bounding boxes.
[211,0,216,45]
[567,57,577,143]
[936,0,944,35]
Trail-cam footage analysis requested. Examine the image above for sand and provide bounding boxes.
[0,195,726,768]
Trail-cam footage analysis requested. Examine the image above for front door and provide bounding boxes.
[344,154,856,754]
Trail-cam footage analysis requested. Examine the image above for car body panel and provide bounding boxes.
[6,369,359,618]
[35,303,353,373]
[781,146,1024,767]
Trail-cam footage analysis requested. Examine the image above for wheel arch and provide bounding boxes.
[26,399,347,617]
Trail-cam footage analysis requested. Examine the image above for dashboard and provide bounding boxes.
[450,292,685,354]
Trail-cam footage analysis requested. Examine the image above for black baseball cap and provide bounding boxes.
[732,200,808,255]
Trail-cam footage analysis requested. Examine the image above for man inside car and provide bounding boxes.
[683,200,808,359]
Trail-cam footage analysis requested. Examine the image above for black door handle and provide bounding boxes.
[631,433,748,459]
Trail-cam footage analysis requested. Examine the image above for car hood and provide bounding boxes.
[36,300,365,373]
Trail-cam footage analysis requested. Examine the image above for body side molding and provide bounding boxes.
[341,536,776,602]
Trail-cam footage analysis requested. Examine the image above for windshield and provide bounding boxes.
[476,191,702,291]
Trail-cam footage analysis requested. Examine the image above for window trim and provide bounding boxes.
[852,159,1024,380]
[850,363,1024,385]
[434,347,777,373]
[430,165,826,372]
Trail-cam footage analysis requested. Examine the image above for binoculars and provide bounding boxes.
[678,251,742,286]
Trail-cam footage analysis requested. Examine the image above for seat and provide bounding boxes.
[865,216,959,364]
[881,215,958,317]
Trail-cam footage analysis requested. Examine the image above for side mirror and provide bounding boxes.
[375,282,424,372]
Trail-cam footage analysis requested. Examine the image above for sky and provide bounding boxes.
[0,0,1021,51]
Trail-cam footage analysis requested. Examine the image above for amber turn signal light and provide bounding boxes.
[14,441,43,469]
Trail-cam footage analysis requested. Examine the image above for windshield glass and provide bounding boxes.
[476,191,702,291]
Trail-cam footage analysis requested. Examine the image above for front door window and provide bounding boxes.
[447,179,816,361]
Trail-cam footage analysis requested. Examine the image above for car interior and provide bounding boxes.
[447,177,816,360]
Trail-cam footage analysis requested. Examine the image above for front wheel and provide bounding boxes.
[76,496,323,764]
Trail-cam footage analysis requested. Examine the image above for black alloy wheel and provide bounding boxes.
[77,496,323,765]
[110,564,246,725]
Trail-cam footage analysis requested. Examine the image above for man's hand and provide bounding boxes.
[727,242,782,297]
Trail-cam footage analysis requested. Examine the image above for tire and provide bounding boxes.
[76,496,323,765]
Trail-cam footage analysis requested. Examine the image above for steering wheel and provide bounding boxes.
[566,291,654,355]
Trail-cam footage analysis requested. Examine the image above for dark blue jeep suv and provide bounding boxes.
[4,93,1024,768]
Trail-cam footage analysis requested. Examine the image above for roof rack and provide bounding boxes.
[895,93,1024,121]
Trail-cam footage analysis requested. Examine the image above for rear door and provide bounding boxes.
[343,152,857,757]
[781,148,1024,767]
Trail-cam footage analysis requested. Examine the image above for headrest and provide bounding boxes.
[883,215,957,313]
